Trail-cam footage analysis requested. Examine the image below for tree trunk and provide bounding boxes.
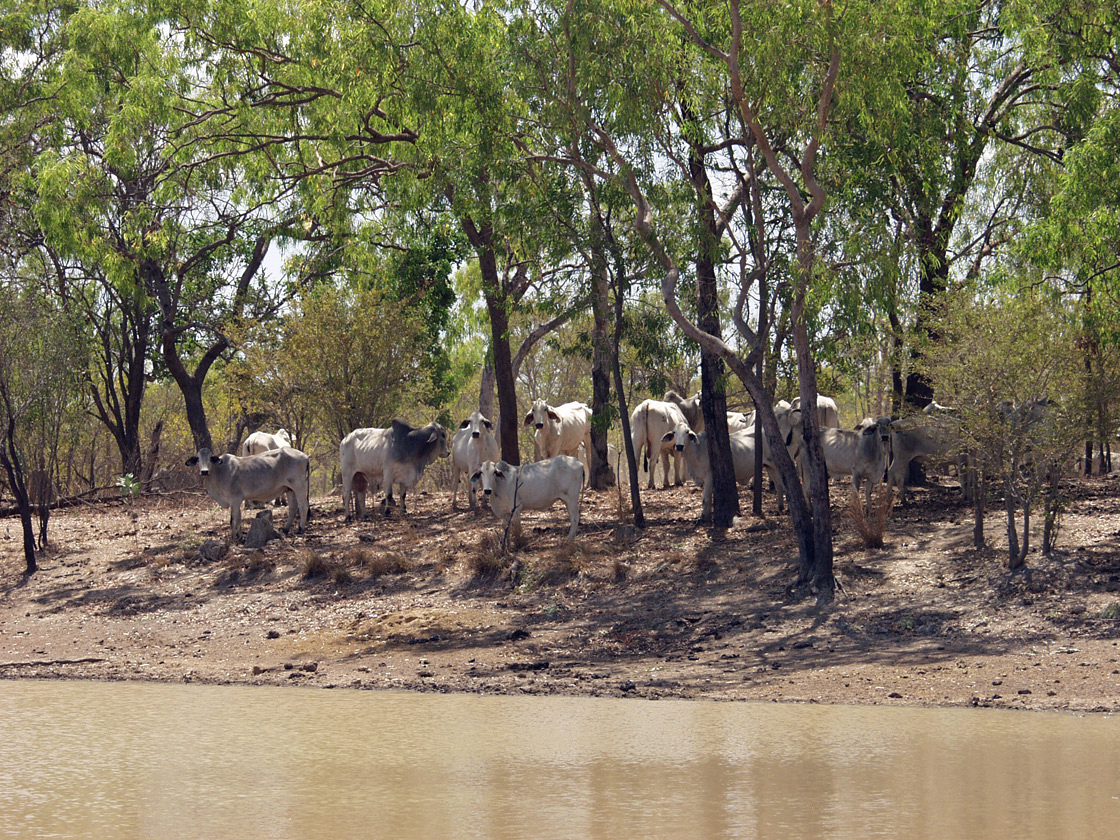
[588,263,615,489]
[691,142,739,527]
[612,276,643,528]
[972,467,985,549]
[0,436,36,574]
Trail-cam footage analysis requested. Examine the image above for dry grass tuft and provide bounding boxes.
[346,548,412,579]
[298,548,333,579]
[466,531,509,579]
[849,485,895,548]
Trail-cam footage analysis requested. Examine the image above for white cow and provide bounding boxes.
[340,419,450,520]
[523,399,593,482]
[790,394,841,430]
[473,456,585,541]
[450,411,500,510]
[242,429,293,504]
[665,405,802,518]
[242,428,292,456]
[630,399,688,489]
[186,446,310,542]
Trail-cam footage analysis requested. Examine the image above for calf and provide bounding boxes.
[630,399,687,488]
[523,399,593,483]
[186,447,310,542]
[450,411,500,510]
[340,419,450,520]
[473,456,585,541]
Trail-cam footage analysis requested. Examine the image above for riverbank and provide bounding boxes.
[3,475,1119,711]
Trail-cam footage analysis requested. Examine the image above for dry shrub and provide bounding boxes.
[466,531,509,579]
[611,558,630,582]
[849,485,895,548]
[298,548,333,579]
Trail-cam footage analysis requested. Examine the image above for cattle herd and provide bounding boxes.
[186,392,971,543]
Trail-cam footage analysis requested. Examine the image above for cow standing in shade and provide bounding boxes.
[186,447,310,542]
[523,399,593,483]
[340,419,450,520]
[450,411,500,510]
[242,428,293,505]
[473,456,585,541]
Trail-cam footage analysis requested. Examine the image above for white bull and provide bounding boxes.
[450,411,500,510]
[790,394,840,430]
[340,419,450,520]
[186,446,310,542]
[524,399,593,483]
[474,456,585,541]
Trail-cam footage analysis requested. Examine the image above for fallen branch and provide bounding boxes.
[0,657,107,668]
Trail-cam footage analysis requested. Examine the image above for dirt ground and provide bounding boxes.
[3,471,1120,713]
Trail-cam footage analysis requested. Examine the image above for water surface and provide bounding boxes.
[1,680,1117,839]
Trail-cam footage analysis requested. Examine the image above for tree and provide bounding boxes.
[925,289,1083,568]
[0,282,84,574]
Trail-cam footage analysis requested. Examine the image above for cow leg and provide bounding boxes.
[283,488,298,533]
[399,489,408,516]
[450,466,460,509]
[659,450,672,489]
[672,449,684,486]
[565,496,580,541]
[230,502,243,543]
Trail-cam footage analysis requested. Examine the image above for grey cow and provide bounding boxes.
[186,446,310,542]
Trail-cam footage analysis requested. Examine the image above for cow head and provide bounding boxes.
[185,448,222,476]
[662,421,698,453]
[473,460,513,497]
[276,429,292,447]
[460,411,493,439]
[524,399,560,431]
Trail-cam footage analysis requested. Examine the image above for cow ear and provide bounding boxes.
[862,424,876,436]
[482,419,493,430]
[523,411,533,426]
[427,430,439,443]
[185,456,198,466]
[210,454,222,463]
[661,431,675,443]
[470,470,481,482]
[547,409,561,423]
[459,419,471,429]
[689,431,698,443]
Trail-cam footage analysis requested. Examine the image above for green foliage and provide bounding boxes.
[231,279,434,444]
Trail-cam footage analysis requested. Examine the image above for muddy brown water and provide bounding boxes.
[1,680,1117,839]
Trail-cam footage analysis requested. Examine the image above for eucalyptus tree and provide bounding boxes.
[1022,19,1120,472]
[0,281,85,574]
[5,1,298,459]
[532,0,938,592]
[837,0,1103,412]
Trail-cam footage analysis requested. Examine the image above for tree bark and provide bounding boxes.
[588,236,616,490]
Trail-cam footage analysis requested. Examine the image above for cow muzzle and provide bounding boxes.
[534,422,544,429]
